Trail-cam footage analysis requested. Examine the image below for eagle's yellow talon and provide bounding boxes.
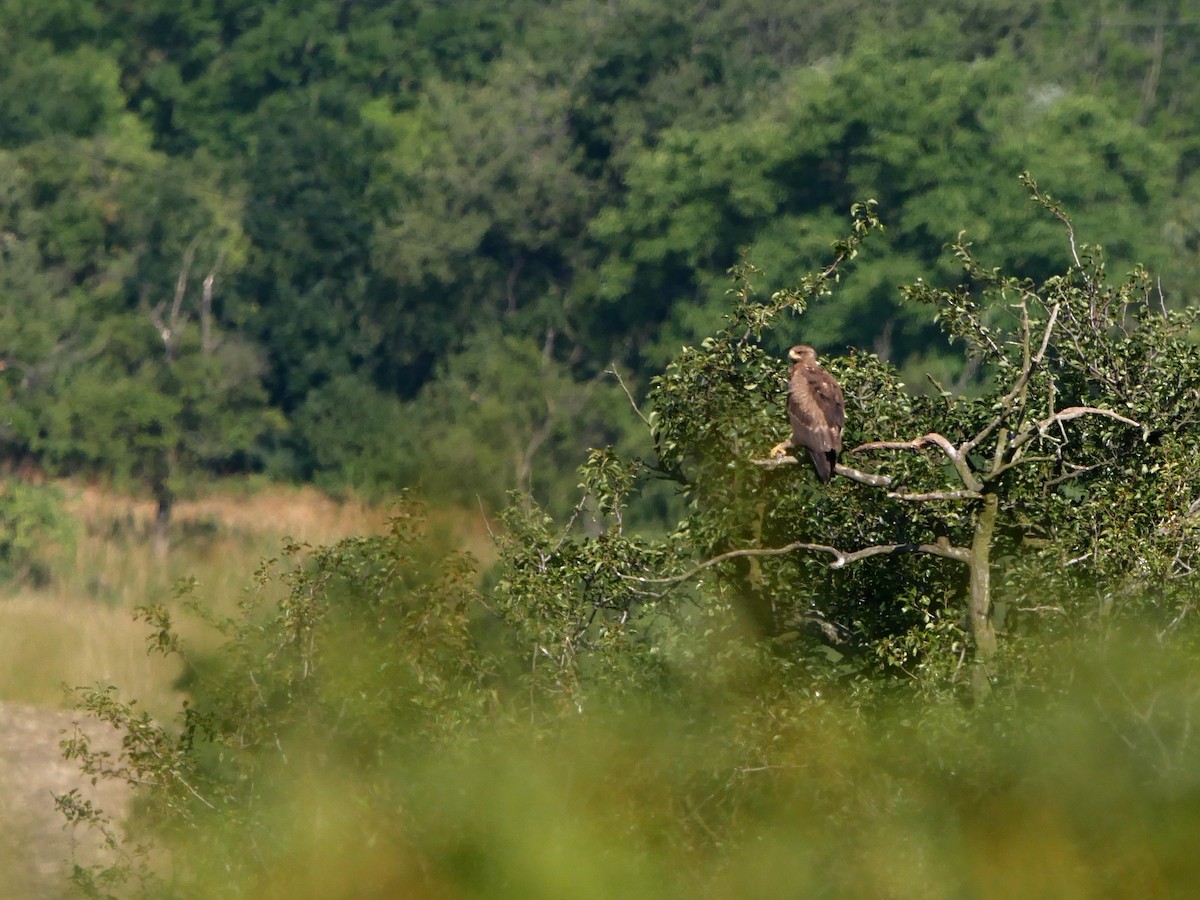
[770,441,793,458]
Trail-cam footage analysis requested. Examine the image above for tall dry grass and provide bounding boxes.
[0,480,464,717]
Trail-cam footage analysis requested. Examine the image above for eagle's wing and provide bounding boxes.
[788,364,844,453]
[786,363,844,484]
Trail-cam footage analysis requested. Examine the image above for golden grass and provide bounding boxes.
[63,480,390,547]
[0,479,466,717]
[0,592,182,714]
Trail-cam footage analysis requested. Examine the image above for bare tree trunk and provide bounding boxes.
[968,492,999,700]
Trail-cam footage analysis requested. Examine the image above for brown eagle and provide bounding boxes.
[770,345,844,483]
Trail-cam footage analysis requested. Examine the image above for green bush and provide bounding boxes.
[0,479,75,586]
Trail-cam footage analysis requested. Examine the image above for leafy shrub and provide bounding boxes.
[61,495,496,895]
[0,478,75,586]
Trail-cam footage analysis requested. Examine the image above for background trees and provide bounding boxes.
[2,0,1198,508]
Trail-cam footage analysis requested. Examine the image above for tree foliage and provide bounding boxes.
[495,183,1200,707]
[3,0,1200,508]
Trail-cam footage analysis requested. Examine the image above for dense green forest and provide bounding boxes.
[4,1,1200,896]
[2,0,1199,515]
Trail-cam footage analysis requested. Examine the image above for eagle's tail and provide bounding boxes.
[807,448,838,484]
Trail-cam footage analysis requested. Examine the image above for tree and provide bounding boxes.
[369,56,599,391]
[0,127,275,547]
[235,94,386,410]
[496,178,1200,706]
[410,328,639,517]
[138,242,277,550]
[288,373,418,497]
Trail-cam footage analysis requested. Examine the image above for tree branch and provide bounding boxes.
[1040,405,1141,430]
[834,462,893,486]
[1006,406,1141,457]
[607,363,652,430]
[200,249,226,358]
[750,456,893,486]
[852,432,983,493]
[961,300,1061,457]
[622,536,970,586]
[1044,457,1117,488]
[888,489,981,502]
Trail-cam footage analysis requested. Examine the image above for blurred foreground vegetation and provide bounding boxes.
[60,502,1200,899]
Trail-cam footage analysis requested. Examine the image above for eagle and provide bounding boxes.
[770,345,845,483]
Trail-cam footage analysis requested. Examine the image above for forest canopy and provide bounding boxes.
[2,0,1199,515]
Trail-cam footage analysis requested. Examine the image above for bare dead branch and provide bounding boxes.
[607,363,653,430]
[1006,406,1141,457]
[888,489,982,502]
[962,301,1061,457]
[749,456,894,487]
[623,542,834,584]
[1056,209,1082,269]
[852,436,935,453]
[1042,405,1141,430]
[832,538,971,567]
[170,239,197,327]
[622,535,970,586]
[834,462,893,486]
[150,238,204,362]
[852,432,983,493]
[750,455,800,470]
[200,249,226,358]
[477,495,498,544]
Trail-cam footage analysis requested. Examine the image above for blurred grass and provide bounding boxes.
[164,683,1195,898]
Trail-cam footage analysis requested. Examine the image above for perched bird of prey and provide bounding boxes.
[770,345,844,483]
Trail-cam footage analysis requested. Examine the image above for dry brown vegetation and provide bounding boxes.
[0,480,409,716]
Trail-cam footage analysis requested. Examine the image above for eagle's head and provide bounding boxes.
[787,345,818,364]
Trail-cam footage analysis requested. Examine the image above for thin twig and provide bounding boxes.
[962,301,1061,457]
[477,495,497,544]
[607,363,653,430]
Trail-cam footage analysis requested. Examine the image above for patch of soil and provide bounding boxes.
[0,702,130,899]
